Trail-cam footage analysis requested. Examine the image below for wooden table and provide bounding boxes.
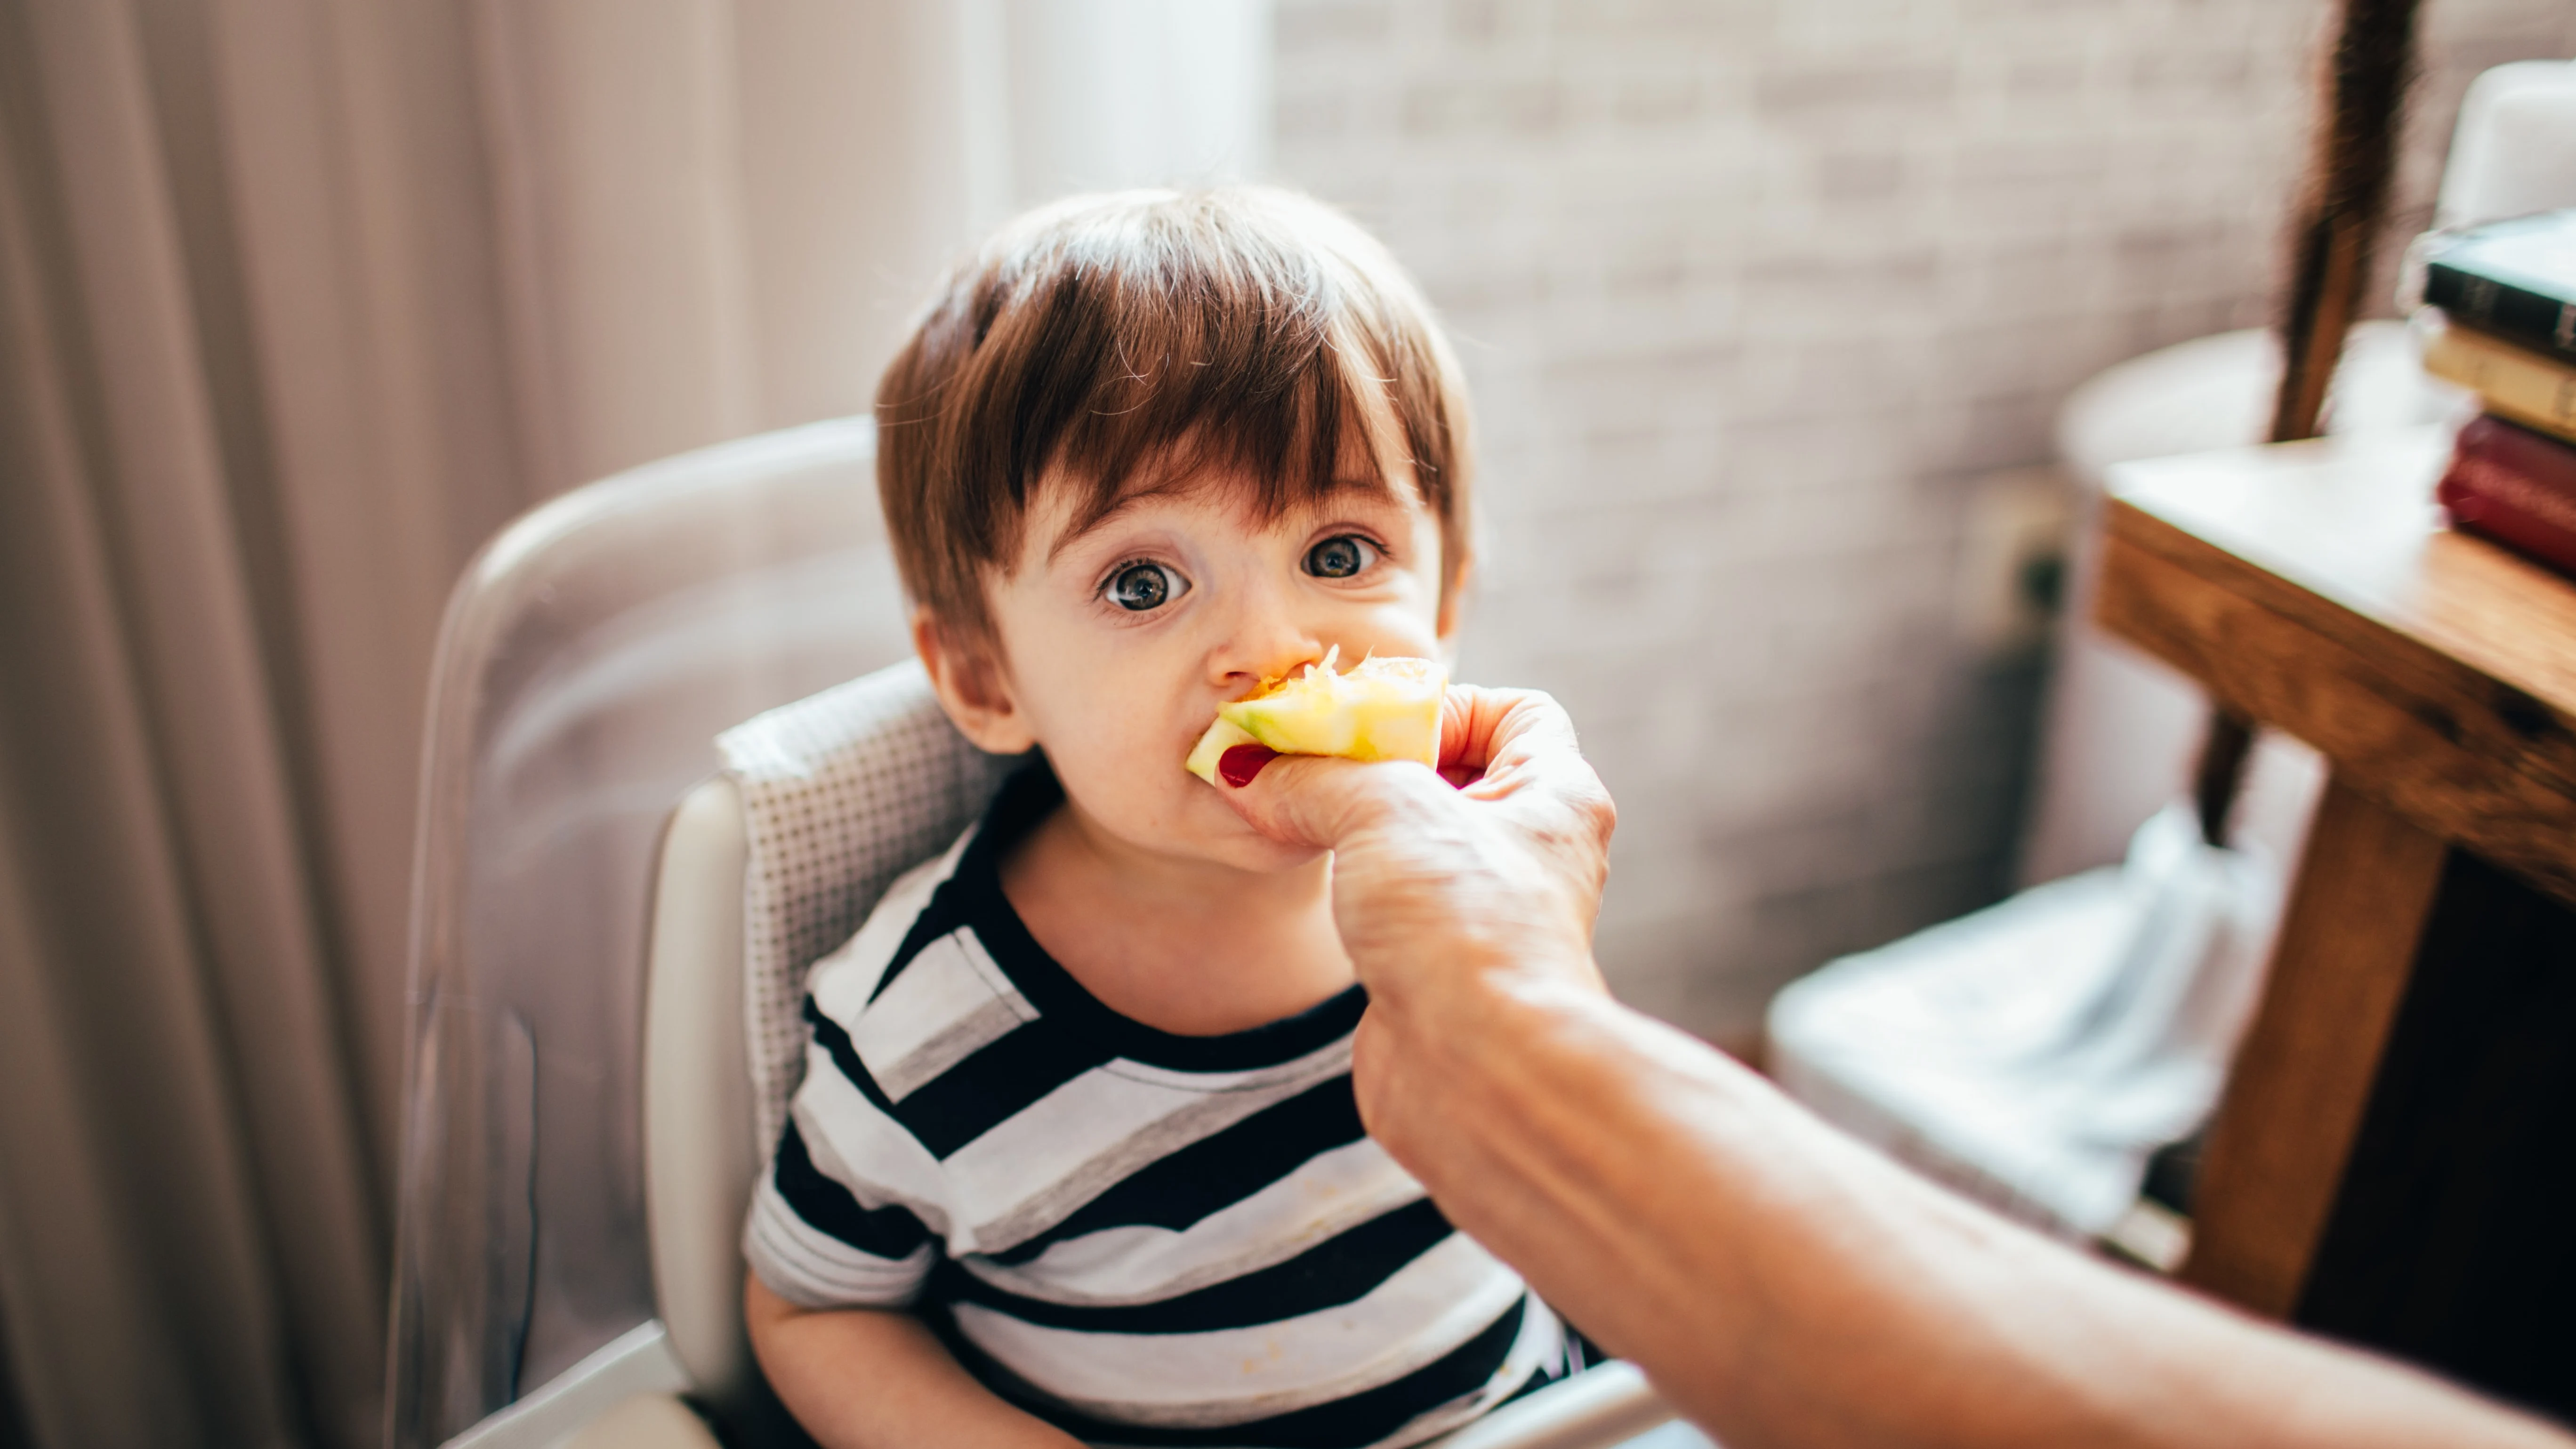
[2096,424,2576,1418]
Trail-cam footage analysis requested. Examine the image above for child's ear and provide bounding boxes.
[912,609,1038,755]
[1434,554,1473,660]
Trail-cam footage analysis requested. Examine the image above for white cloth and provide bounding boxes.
[1769,805,2283,1237]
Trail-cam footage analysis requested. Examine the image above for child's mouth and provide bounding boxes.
[1183,648,1445,783]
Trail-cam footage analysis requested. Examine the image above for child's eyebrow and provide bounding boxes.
[1043,491,1159,564]
[1041,474,1395,564]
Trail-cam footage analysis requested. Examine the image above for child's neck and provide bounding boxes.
[998,797,1354,1038]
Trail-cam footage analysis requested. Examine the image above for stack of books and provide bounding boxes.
[2419,209,2576,580]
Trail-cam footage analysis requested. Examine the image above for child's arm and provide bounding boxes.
[745,1273,1086,1449]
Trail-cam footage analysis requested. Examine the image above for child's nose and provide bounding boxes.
[1208,596,1323,691]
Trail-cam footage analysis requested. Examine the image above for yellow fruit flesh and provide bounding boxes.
[1184,650,1446,783]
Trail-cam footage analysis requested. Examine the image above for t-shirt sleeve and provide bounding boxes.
[741,1031,946,1311]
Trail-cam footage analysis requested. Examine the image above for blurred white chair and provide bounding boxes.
[389,419,1700,1449]
[1769,58,2576,1249]
[2428,59,2576,233]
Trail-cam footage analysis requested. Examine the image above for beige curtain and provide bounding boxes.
[0,5,940,1447]
[0,0,1267,1441]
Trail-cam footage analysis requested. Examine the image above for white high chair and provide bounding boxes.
[388,419,1699,1449]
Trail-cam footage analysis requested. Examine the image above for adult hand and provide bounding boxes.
[1215,684,1618,1006]
[1213,686,1618,1180]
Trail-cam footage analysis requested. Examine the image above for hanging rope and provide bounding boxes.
[2192,0,2423,846]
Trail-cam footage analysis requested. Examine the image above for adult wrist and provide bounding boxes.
[1351,942,1610,1121]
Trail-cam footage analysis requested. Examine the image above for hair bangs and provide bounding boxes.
[1051,342,1408,560]
[877,187,1473,642]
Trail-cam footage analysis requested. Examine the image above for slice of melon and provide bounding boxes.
[1183,716,1264,784]
[1184,648,1446,783]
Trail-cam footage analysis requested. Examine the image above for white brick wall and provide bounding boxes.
[1271,0,2576,1043]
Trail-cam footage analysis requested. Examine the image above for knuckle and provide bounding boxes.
[1514,686,1562,710]
[1581,785,1618,843]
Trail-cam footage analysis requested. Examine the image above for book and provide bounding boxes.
[2418,312,2576,445]
[2424,209,2576,366]
[2437,413,2576,580]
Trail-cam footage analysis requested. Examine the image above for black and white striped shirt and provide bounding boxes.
[744,762,1579,1448]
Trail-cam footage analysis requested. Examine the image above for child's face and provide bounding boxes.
[944,460,1449,874]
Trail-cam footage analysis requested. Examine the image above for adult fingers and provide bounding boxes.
[1220,686,1614,863]
[1212,748,1455,854]
[1221,686,1585,845]
[1437,684,1556,781]
[1440,688,1619,894]
[1441,687,1597,806]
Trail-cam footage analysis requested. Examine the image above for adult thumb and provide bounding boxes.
[1212,746,1438,853]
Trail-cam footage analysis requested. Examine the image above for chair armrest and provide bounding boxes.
[1434,1362,1683,1449]
[644,777,760,1408]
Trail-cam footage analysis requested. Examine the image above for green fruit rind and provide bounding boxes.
[1184,716,1264,785]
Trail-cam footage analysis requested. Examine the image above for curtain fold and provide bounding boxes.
[0,0,1269,1443]
[0,1,391,1443]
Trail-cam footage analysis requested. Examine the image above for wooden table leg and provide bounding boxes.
[2181,775,2447,1314]
[2298,844,2576,1418]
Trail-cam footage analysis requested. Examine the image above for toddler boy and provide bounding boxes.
[742,187,1586,1448]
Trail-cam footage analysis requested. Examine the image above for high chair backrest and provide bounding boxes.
[391,418,919,1448]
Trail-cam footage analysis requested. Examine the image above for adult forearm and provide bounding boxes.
[1353,968,2569,1449]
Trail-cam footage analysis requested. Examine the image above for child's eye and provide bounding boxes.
[1304,535,1378,579]
[1105,561,1187,612]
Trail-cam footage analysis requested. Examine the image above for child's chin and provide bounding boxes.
[1224,836,1329,873]
[1183,809,1328,872]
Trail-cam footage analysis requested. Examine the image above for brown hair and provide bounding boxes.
[875,187,1474,645]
